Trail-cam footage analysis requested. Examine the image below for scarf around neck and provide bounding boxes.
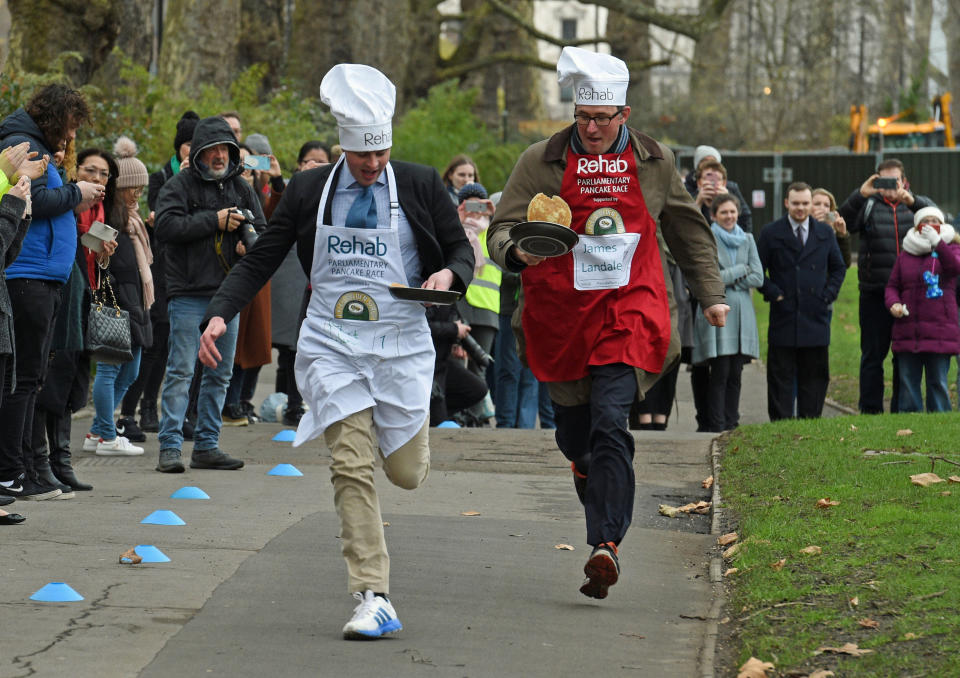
[711,222,747,261]
[125,207,155,309]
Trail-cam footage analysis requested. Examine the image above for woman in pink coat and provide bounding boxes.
[885,206,960,412]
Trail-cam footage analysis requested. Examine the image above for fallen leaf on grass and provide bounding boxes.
[941,491,952,496]
[850,424,858,431]
[724,568,739,576]
[815,642,873,657]
[807,671,835,678]
[816,498,840,508]
[717,532,738,546]
[723,543,741,559]
[849,596,859,607]
[554,544,575,551]
[910,473,945,487]
[800,545,822,556]
[904,632,920,640]
[896,428,913,436]
[658,504,681,518]
[858,617,879,629]
[460,511,481,516]
[737,656,775,678]
[770,558,786,571]
[702,475,714,489]
[949,476,960,483]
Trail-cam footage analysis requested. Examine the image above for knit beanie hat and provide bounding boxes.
[913,205,945,228]
[173,110,200,152]
[693,144,721,169]
[457,182,488,203]
[245,133,272,156]
[114,137,149,189]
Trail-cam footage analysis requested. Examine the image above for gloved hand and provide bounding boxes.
[919,223,942,248]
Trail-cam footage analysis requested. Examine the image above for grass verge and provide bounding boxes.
[718,414,960,677]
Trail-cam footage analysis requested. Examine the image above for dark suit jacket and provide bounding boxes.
[757,215,846,347]
[201,160,475,328]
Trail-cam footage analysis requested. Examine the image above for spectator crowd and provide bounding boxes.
[1,83,958,530]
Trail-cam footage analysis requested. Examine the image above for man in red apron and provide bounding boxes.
[489,47,729,600]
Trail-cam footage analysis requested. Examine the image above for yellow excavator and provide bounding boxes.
[849,93,955,152]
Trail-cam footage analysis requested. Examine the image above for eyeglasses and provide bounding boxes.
[573,108,624,127]
[126,187,144,198]
[78,166,112,179]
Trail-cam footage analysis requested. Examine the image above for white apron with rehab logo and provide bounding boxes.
[293,157,435,455]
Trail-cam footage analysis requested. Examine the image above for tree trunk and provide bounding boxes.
[606,5,652,124]
[159,0,241,95]
[239,0,286,92]
[287,0,420,111]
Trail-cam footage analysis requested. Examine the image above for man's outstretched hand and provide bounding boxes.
[199,316,227,368]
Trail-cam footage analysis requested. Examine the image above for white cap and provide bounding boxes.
[557,47,629,106]
[694,145,721,168]
[319,64,396,152]
[913,205,945,227]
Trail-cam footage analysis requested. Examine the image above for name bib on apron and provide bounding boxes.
[520,142,669,382]
[572,232,641,290]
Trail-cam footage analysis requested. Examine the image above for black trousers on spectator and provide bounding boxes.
[858,288,899,414]
[121,320,169,416]
[705,354,746,432]
[430,357,487,425]
[275,346,303,413]
[0,279,61,481]
[767,345,829,421]
[690,364,710,431]
[553,363,637,547]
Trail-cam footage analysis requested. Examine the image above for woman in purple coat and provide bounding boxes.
[885,206,960,412]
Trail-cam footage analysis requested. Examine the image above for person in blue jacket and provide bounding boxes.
[0,84,104,502]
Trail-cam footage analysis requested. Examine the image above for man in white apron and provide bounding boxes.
[197,64,474,639]
[488,48,728,601]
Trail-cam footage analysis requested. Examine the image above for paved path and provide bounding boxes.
[0,360,832,677]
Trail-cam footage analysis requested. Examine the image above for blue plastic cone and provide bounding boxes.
[30,582,84,602]
[170,486,210,500]
[140,510,186,526]
[134,545,171,563]
[268,463,303,477]
[437,420,460,429]
[272,429,297,442]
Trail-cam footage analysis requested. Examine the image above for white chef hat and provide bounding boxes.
[319,64,396,152]
[557,46,629,106]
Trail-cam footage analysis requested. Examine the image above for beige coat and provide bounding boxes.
[488,125,726,405]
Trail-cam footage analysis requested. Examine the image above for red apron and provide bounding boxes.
[521,145,669,382]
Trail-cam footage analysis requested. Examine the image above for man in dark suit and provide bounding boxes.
[757,181,846,420]
[198,64,473,641]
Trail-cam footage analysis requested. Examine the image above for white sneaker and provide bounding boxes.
[82,433,102,452]
[342,590,402,640]
[96,436,145,456]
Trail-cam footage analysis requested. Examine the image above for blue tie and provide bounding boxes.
[345,185,378,229]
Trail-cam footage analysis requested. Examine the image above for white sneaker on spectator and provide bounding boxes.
[342,590,402,640]
[96,436,144,456]
[82,433,102,452]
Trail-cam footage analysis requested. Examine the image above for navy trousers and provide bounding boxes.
[553,363,637,547]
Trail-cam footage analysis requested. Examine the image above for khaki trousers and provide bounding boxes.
[323,407,430,594]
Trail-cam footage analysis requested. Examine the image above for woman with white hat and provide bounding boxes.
[885,205,960,411]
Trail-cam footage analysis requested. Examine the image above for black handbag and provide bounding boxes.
[86,270,133,364]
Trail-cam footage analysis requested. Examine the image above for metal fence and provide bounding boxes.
[676,148,960,229]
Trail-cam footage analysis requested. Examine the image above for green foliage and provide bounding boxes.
[393,80,528,193]
[2,49,335,175]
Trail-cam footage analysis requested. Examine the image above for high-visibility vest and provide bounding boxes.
[465,229,501,314]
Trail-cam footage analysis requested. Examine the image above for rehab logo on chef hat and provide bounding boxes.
[585,208,626,235]
[334,292,379,321]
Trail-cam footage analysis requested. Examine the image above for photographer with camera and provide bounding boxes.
[839,159,933,414]
[153,116,266,473]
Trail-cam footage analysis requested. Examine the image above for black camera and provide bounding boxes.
[232,208,259,249]
[872,177,898,190]
[459,333,494,368]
